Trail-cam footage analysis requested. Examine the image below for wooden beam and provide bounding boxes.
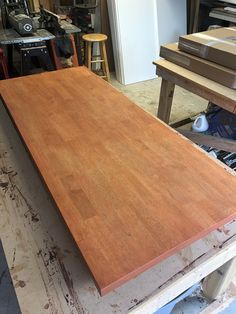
[157,79,175,123]
[39,0,54,11]
[202,258,236,300]
[32,0,40,11]
[170,117,193,129]
[179,129,236,153]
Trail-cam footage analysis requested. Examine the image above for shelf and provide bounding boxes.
[210,8,236,23]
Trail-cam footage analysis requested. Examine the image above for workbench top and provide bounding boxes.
[1,67,236,295]
[0,28,55,44]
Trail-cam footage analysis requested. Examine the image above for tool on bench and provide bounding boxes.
[1,0,36,36]
[39,7,79,68]
[0,3,80,76]
[0,1,54,76]
[39,7,65,35]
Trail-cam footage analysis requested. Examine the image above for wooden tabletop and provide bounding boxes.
[1,67,236,295]
[154,59,236,115]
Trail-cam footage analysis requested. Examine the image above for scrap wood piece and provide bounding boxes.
[179,129,236,153]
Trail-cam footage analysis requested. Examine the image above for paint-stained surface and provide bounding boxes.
[0,240,21,314]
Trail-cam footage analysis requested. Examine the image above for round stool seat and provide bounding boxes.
[82,33,107,42]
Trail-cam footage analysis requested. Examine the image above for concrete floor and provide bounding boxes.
[110,75,207,121]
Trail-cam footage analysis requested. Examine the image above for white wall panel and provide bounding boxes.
[108,0,159,85]
[108,0,186,85]
[156,0,187,50]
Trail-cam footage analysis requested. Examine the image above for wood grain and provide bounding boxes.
[1,67,236,295]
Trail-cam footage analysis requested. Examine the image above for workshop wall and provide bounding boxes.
[32,0,53,11]
[156,0,187,47]
[100,0,115,71]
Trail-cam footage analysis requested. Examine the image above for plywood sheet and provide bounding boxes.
[1,67,236,295]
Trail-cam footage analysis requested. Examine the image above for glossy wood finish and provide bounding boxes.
[1,67,236,295]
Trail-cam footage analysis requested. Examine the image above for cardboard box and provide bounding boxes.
[178,27,236,70]
[160,43,236,89]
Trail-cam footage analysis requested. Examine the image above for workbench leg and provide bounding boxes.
[157,79,175,124]
[202,257,236,300]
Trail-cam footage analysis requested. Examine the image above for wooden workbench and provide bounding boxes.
[154,59,236,124]
[154,59,236,152]
[0,68,236,312]
[1,67,236,297]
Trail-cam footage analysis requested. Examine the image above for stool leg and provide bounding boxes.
[99,42,106,78]
[87,42,92,71]
[101,41,110,82]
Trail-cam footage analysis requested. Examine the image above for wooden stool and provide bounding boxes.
[0,48,9,79]
[82,33,110,82]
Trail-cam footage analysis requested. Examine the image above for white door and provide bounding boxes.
[108,0,186,85]
[108,0,159,85]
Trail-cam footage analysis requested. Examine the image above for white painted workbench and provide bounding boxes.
[0,102,236,314]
